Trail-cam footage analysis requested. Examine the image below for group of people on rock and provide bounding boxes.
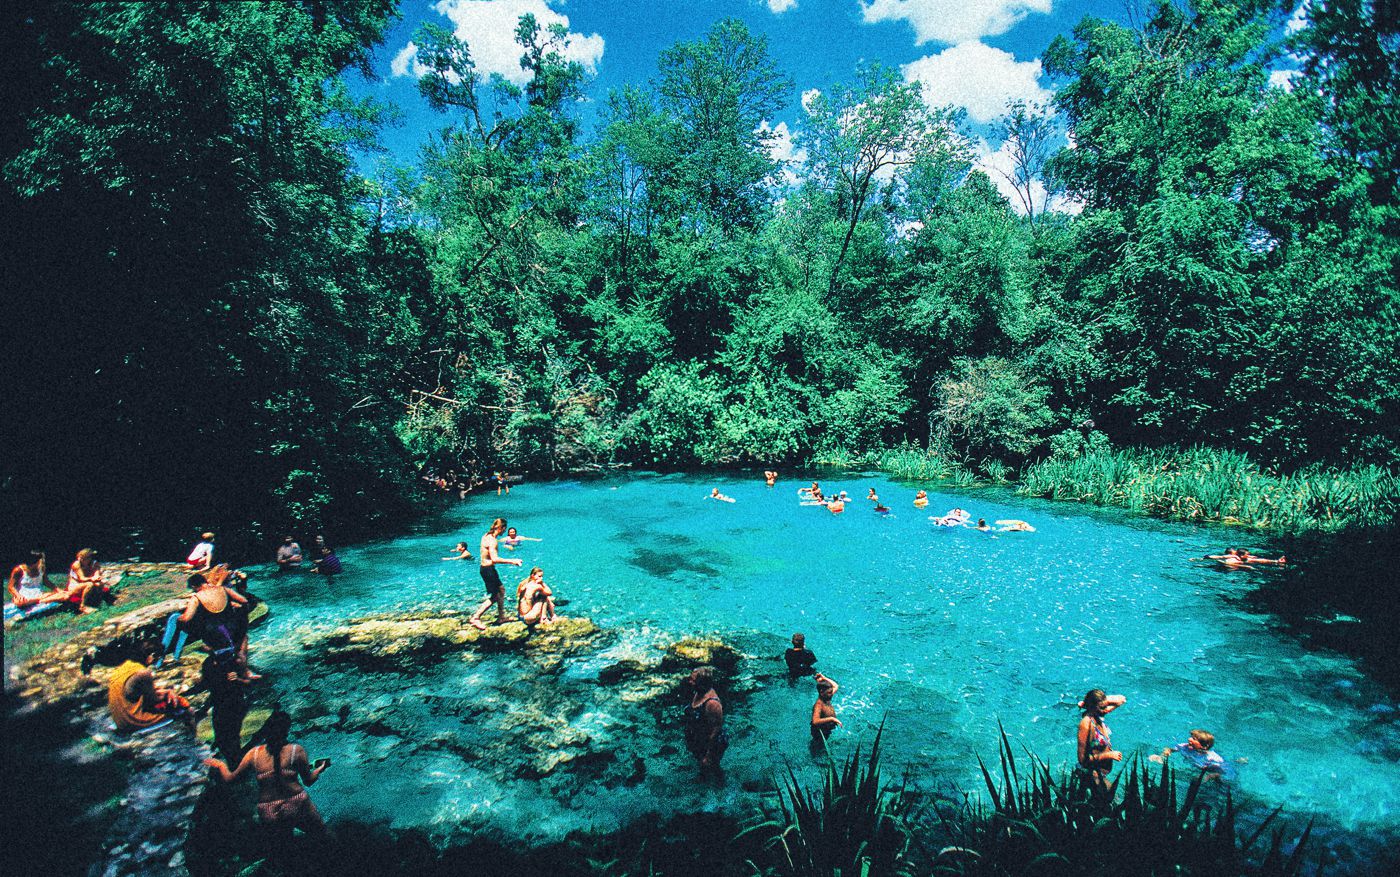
[6,548,118,618]
[103,537,334,845]
[421,468,515,499]
[462,517,554,631]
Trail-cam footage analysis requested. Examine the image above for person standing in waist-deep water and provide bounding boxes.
[275,536,302,571]
[785,633,818,677]
[470,518,522,630]
[1077,688,1126,785]
[684,666,728,773]
[204,709,331,844]
[810,673,841,742]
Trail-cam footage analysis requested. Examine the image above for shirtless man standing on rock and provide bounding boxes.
[470,517,522,630]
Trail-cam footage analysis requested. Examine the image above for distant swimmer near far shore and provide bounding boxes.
[708,488,736,503]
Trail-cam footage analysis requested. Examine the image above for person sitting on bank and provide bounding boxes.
[186,532,216,570]
[8,550,64,608]
[66,548,112,614]
[275,537,303,571]
[785,633,818,677]
[107,638,193,732]
[811,673,841,742]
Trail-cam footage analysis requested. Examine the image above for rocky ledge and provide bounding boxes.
[4,567,213,877]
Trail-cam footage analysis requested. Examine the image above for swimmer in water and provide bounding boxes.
[708,488,736,503]
[442,542,474,561]
[913,490,928,509]
[1204,548,1284,567]
[867,488,878,502]
[974,518,992,531]
[501,526,542,549]
[764,470,778,487]
[827,497,845,514]
[1150,728,1225,775]
[997,519,1035,532]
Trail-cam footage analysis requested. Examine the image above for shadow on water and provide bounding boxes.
[1228,524,1400,695]
[1,696,130,877]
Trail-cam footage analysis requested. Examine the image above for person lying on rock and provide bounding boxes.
[107,638,193,732]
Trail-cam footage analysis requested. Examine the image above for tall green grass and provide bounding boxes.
[742,729,919,877]
[933,728,1314,876]
[1019,447,1399,532]
[743,728,1315,877]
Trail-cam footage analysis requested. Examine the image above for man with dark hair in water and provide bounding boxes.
[470,518,522,630]
[785,633,817,677]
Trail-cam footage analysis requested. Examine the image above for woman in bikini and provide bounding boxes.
[204,710,330,840]
[66,548,109,613]
[1077,688,1126,785]
[516,567,556,627]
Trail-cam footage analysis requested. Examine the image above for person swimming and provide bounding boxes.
[1150,728,1226,775]
[501,526,542,549]
[913,490,928,508]
[974,518,992,531]
[764,470,778,487]
[997,519,1035,532]
[708,488,736,503]
[442,541,473,561]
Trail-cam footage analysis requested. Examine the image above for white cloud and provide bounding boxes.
[1269,69,1299,91]
[974,136,1081,216]
[392,0,605,86]
[390,41,432,79]
[767,0,798,12]
[800,88,822,112]
[862,0,1052,45]
[902,42,1049,124]
[1286,1,1309,34]
[759,120,805,185]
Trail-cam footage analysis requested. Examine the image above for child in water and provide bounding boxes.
[810,673,841,741]
[1151,728,1226,774]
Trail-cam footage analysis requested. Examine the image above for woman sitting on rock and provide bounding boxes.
[66,548,112,613]
[107,638,192,732]
[516,566,556,627]
[204,709,330,841]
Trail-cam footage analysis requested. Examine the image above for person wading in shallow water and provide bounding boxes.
[470,517,522,630]
[684,666,728,774]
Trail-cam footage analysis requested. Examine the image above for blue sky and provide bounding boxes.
[348,0,1138,204]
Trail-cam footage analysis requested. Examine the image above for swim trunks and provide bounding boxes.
[479,564,504,598]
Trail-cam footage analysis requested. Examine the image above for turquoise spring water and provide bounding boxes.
[246,472,1399,850]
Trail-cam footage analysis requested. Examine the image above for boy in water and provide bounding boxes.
[810,673,841,741]
[1151,728,1226,774]
[784,633,817,677]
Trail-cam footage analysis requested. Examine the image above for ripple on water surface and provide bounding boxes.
[247,473,1400,848]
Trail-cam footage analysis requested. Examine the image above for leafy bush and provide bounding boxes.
[742,729,919,877]
[930,357,1056,467]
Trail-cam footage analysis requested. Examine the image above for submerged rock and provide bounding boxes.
[659,637,742,675]
[313,611,602,672]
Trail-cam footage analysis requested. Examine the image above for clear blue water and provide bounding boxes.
[247,472,1400,847]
